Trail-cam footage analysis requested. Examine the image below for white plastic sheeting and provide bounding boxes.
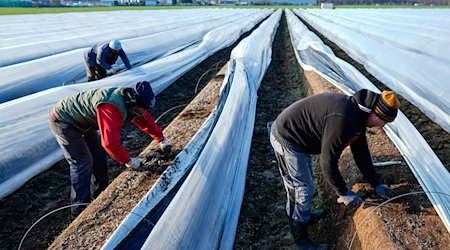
[295,9,450,134]
[139,9,281,250]
[0,9,261,103]
[101,67,230,250]
[286,9,450,235]
[0,10,222,46]
[0,9,248,66]
[0,9,272,200]
[102,8,278,249]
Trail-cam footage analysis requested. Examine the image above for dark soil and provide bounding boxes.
[233,13,304,249]
[235,11,450,250]
[0,29,236,250]
[0,11,449,250]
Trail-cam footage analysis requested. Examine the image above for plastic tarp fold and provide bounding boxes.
[0,9,262,103]
[139,9,281,250]
[0,9,272,200]
[0,9,250,66]
[295,9,450,134]
[101,65,231,250]
[101,8,277,249]
[286,9,450,235]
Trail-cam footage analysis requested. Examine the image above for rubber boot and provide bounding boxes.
[289,218,327,250]
[309,209,325,223]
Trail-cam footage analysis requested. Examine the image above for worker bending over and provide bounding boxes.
[49,81,171,215]
[84,40,131,82]
[270,89,400,249]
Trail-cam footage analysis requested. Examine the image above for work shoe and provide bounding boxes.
[295,239,328,250]
[289,218,328,250]
[309,209,325,223]
[70,203,87,217]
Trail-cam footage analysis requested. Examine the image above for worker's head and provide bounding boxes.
[353,89,400,127]
[132,81,156,114]
[373,90,400,123]
[109,40,122,52]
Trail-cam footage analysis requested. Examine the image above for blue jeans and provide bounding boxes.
[48,114,108,215]
[270,128,315,223]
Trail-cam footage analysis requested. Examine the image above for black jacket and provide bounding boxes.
[273,92,380,195]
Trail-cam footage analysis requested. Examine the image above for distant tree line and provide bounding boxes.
[318,0,449,5]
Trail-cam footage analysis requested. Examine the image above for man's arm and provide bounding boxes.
[350,132,380,187]
[96,103,130,164]
[119,49,131,70]
[320,115,354,195]
[131,111,164,142]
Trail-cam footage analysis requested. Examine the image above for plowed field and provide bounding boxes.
[0,12,448,250]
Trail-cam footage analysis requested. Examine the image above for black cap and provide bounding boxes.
[133,81,154,109]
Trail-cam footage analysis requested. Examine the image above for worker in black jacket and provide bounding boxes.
[270,89,400,249]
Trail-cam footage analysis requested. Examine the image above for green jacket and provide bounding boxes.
[53,87,129,132]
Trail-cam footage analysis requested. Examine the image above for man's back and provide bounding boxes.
[274,92,361,154]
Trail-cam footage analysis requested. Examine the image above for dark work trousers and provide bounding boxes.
[270,126,315,223]
[48,115,108,215]
[85,64,107,82]
[84,51,108,82]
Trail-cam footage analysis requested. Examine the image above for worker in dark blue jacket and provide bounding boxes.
[270,89,400,249]
[84,40,131,82]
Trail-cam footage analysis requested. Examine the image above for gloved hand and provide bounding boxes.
[374,184,393,199]
[159,139,172,154]
[125,157,141,170]
[108,68,117,75]
[337,190,363,205]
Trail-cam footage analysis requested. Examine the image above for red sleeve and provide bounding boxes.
[132,111,164,142]
[97,103,130,164]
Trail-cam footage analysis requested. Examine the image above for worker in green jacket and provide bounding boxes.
[49,81,171,215]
